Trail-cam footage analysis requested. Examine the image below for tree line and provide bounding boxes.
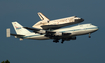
[1,60,10,63]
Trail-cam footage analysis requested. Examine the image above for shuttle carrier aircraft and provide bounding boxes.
[6,22,98,43]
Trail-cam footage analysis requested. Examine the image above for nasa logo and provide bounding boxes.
[15,26,21,29]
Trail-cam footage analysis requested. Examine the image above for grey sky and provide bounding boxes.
[0,0,105,63]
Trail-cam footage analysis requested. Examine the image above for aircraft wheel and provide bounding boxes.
[61,39,64,44]
[89,36,91,38]
[89,33,91,38]
[61,42,63,44]
[53,39,59,43]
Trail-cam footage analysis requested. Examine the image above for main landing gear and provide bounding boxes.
[53,39,59,43]
[61,39,64,44]
[89,33,91,38]
[53,39,65,44]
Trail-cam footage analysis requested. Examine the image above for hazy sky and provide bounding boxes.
[0,0,105,63]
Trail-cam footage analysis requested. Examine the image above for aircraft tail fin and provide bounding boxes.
[12,22,31,35]
[38,12,50,21]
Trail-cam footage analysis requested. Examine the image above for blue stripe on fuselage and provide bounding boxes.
[59,27,98,32]
[23,27,98,38]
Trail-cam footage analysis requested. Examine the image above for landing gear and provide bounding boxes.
[89,33,91,38]
[89,36,91,38]
[53,39,59,43]
[61,39,64,44]
[53,39,65,44]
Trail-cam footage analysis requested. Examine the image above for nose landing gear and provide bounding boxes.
[89,33,91,38]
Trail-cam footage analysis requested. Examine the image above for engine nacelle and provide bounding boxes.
[64,36,76,41]
[65,39,71,41]
[54,32,62,36]
[54,32,71,36]
[38,30,46,34]
[71,36,76,40]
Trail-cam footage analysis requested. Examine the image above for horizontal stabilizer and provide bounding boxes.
[6,28,24,37]
[11,34,24,36]
[24,27,56,34]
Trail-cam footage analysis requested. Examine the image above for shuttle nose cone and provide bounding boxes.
[80,18,84,21]
[75,18,84,23]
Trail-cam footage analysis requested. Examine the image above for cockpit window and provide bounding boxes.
[87,24,92,26]
[73,16,77,18]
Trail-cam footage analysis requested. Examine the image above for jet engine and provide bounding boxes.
[71,36,76,40]
[64,36,76,41]
[38,30,46,34]
[54,32,62,36]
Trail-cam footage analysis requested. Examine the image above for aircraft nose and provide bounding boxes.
[95,26,99,30]
[93,26,99,32]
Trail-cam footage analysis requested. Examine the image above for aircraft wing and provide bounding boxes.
[24,27,71,37]
[24,27,55,34]
[24,27,40,31]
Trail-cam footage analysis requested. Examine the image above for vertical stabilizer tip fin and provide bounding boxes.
[6,28,10,37]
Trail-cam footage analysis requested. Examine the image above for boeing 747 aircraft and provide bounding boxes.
[6,22,98,43]
[32,12,84,30]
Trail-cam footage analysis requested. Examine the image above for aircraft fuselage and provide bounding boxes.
[24,24,98,40]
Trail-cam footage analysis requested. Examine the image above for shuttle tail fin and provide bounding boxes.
[12,22,31,35]
[38,12,50,21]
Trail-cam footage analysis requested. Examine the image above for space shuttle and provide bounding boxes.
[32,12,84,30]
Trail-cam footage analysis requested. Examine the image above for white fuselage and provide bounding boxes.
[23,24,98,40]
[32,16,84,29]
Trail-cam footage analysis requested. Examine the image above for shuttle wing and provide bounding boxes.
[41,25,60,30]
